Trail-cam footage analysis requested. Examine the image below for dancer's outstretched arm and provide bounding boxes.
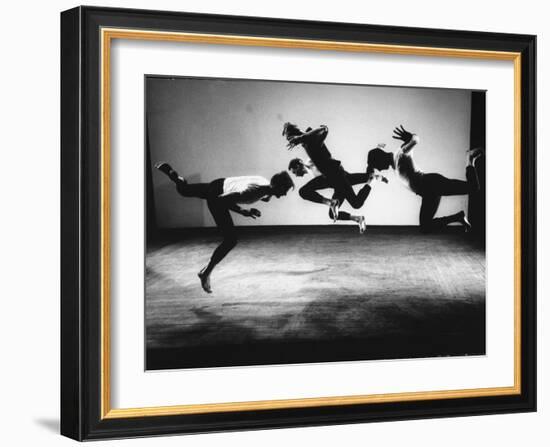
[219,194,262,219]
[392,125,419,154]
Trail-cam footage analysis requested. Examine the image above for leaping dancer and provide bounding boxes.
[365,125,482,233]
[283,123,385,233]
[155,162,294,293]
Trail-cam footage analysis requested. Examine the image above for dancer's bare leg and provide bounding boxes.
[196,198,238,294]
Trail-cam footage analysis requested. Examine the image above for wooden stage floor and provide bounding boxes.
[145,226,486,370]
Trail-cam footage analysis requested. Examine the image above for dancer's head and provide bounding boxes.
[270,171,295,197]
[282,122,303,141]
[288,158,308,177]
[366,147,394,175]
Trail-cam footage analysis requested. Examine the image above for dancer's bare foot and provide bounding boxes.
[155,162,180,182]
[329,198,340,223]
[467,148,484,167]
[358,216,367,234]
[458,211,472,232]
[198,268,212,293]
[155,161,172,173]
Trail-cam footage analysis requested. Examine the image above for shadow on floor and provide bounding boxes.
[34,418,59,433]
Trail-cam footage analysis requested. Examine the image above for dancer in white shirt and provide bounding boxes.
[155,162,294,293]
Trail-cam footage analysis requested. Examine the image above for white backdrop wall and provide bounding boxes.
[148,77,472,227]
[1,1,546,447]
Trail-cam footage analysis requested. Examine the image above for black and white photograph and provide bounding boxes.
[145,76,486,370]
[0,0,543,442]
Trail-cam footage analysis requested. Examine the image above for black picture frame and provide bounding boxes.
[61,5,536,441]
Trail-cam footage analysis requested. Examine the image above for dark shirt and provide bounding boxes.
[301,126,341,175]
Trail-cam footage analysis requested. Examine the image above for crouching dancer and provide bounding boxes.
[365,125,481,233]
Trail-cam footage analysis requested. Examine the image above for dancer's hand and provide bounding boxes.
[243,208,261,219]
[392,125,414,145]
[286,135,303,150]
[370,174,389,184]
[249,208,261,218]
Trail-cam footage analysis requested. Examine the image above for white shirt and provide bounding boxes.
[220,176,270,204]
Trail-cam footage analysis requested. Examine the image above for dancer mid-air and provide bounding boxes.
[288,157,387,233]
[283,123,384,231]
[155,162,294,293]
[365,125,481,233]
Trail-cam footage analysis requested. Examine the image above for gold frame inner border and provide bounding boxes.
[100,27,522,419]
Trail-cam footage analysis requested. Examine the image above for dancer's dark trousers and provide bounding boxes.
[417,165,479,232]
[175,178,236,270]
[298,169,371,221]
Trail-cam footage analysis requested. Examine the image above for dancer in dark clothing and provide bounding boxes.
[283,123,377,224]
[365,125,481,233]
[156,162,294,293]
[288,158,387,233]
